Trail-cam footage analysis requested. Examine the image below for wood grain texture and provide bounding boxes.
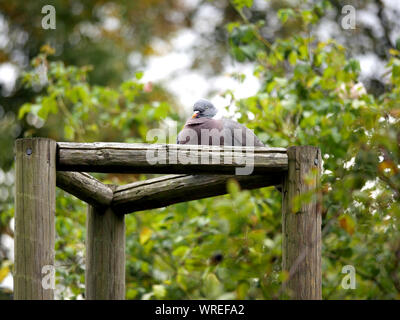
[57,142,287,175]
[86,200,125,300]
[56,171,113,207]
[112,173,282,214]
[282,146,322,300]
[14,138,56,300]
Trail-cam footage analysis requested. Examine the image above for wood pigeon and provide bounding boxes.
[177,99,265,147]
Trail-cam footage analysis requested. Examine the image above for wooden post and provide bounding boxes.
[57,142,287,175]
[112,173,282,214]
[282,146,322,300]
[14,138,56,300]
[85,197,125,300]
[56,171,114,207]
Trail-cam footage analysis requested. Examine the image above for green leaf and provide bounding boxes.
[64,124,75,140]
[18,103,32,119]
[231,0,253,10]
[277,8,295,24]
[152,284,167,299]
[392,61,400,79]
[396,38,400,50]
[139,227,153,245]
[172,246,189,258]
[203,274,223,299]
[301,10,316,24]
[288,51,298,66]
[135,71,144,80]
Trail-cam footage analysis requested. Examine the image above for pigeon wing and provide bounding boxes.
[221,118,265,147]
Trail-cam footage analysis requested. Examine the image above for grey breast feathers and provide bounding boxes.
[177,117,264,147]
[177,118,224,145]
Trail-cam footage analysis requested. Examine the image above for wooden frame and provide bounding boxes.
[14,138,321,300]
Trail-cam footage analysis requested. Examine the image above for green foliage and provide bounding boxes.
[277,9,296,24]
[18,47,175,142]
[228,25,265,62]
[124,180,283,300]
[226,4,400,299]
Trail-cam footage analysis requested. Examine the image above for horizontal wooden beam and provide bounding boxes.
[56,171,113,207]
[112,173,282,214]
[57,142,287,175]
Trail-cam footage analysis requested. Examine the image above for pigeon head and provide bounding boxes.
[192,99,217,119]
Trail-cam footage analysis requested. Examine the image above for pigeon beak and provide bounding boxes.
[192,111,200,118]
